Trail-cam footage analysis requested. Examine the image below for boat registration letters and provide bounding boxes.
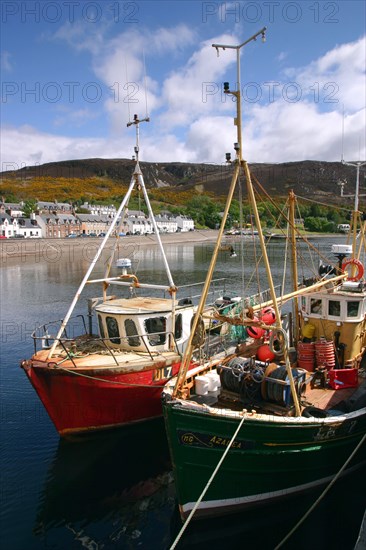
[153,365,173,381]
[178,430,255,451]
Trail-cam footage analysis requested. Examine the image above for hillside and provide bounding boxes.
[1,158,365,208]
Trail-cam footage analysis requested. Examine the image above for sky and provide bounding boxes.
[1,0,365,172]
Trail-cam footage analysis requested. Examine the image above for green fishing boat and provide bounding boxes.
[162,28,366,524]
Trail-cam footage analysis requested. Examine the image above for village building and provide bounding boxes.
[36,214,81,238]
[17,217,42,238]
[0,213,42,238]
[175,214,194,232]
[117,210,152,235]
[37,201,73,214]
[155,213,178,233]
[0,201,25,218]
[75,214,113,236]
[79,203,117,217]
[0,214,16,238]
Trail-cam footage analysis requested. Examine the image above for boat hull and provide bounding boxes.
[22,356,184,436]
[162,399,366,520]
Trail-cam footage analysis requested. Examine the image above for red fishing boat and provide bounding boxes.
[20,115,235,436]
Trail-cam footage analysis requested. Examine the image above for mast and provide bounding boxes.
[48,114,177,359]
[289,190,300,344]
[173,28,267,397]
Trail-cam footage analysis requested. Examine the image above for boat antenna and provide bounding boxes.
[341,104,345,163]
[127,113,150,163]
[212,27,267,160]
[125,56,132,124]
[142,49,149,120]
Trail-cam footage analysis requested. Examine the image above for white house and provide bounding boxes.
[0,202,24,218]
[0,214,16,237]
[80,202,117,217]
[126,215,153,235]
[0,214,42,238]
[155,214,178,233]
[127,210,146,219]
[175,215,194,232]
[17,217,42,238]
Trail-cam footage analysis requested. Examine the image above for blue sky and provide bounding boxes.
[1,0,365,171]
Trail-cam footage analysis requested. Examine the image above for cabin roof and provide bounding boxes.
[95,296,191,315]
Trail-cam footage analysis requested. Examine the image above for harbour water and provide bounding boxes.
[1,237,365,549]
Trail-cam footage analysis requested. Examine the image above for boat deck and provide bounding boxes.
[32,347,182,371]
[188,369,366,417]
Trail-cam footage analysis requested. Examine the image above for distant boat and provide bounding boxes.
[162,29,366,524]
[265,231,301,240]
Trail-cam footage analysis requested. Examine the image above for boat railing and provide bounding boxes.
[174,278,232,305]
[32,314,89,353]
[32,315,182,363]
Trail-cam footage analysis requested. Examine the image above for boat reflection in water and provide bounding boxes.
[33,419,175,549]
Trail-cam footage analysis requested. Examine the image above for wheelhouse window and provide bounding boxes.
[310,298,322,314]
[347,301,359,318]
[125,319,140,347]
[98,315,105,338]
[328,300,340,317]
[144,316,166,346]
[106,316,121,344]
[174,313,183,340]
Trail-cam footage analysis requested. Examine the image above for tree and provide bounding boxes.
[22,199,37,218]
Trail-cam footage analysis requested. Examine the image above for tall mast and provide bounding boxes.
[173,28,267,397]
[289,190,300,344]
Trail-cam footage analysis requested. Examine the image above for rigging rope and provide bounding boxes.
[274,431,366,549]
[169,413,246,550]
[54,365,170,388]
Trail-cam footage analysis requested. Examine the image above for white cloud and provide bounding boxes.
[2,32,365,170]
[284,36,366,112]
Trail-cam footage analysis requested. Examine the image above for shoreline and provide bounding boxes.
[0,230,340,265]
[0,230,219,264]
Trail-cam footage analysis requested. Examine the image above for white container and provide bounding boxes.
[116,258,132,268]
[332,244,352,255]
[206,371,221,391]
[195,375,209,395]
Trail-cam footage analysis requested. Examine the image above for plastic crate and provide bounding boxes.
[328,368,358,390]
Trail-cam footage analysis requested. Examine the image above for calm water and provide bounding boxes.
[1,237,365,549]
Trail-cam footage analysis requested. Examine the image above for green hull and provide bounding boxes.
[162,399,366,519]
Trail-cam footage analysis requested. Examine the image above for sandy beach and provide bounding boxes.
[0,230,220,264]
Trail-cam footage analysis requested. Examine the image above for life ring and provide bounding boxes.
[341,258,364,282]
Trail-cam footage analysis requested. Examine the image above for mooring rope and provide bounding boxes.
[55,366,168,389]
[274,432,366,549]
[169,412,246,550]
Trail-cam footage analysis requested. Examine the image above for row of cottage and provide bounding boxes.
[0,201,194,239]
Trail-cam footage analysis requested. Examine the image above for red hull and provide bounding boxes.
[22,361,183,436]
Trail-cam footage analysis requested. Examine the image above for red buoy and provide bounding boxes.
[260,306,276,325]
[257,344,276,362]
[247,322,265,339]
